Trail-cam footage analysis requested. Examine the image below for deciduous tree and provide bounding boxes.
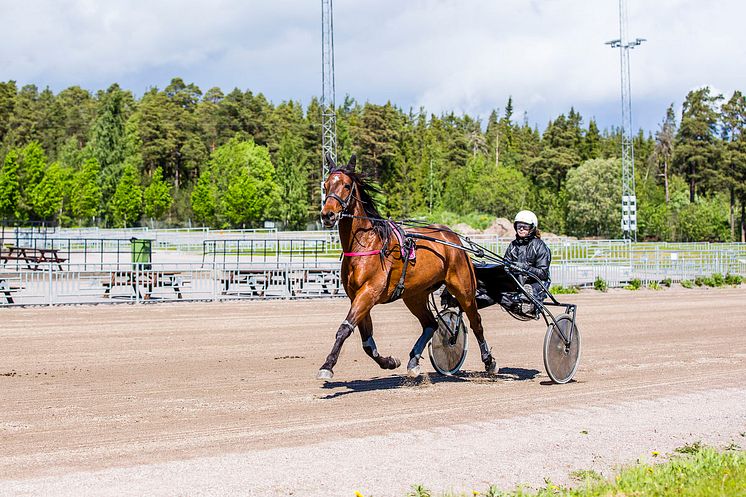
[565,158,621,237]
[143,167,173,221]
[110,163,142,227]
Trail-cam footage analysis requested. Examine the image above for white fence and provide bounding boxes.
[1,263,343,306]
[1,234,744,306]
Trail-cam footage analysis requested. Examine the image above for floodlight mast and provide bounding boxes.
[321,0,337,210]
[607,0,645,241]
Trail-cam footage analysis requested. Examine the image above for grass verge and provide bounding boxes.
[401,445,746,497]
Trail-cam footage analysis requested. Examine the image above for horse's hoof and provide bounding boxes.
[406,356,419,371]
[407,365,422,378]
[317,369,334,380]
[485,358,498,375]
[390,357,401,369]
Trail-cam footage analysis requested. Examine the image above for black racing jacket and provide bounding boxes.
[503,235,551,282]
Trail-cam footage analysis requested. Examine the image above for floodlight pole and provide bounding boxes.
[321,0,337,210]
[606,0,645,241]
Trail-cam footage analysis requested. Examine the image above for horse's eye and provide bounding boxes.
[343,184,351,190]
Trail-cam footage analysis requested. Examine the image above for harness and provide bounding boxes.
[386,222,417,302]
[339,216,417,302]
[326,173,419,302]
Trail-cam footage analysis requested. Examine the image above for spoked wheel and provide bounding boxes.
[428,308,468,375]
[543,313,581,384]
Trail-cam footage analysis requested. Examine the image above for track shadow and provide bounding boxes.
[318,366,540,399]
[457,367,540,382]
[539,379,578,386]
[498,367,541,381]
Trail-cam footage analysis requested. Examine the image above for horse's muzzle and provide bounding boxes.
[321,210,338,228]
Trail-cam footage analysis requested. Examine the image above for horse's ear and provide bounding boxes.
[348,154,356,171]
[325,153,336,171]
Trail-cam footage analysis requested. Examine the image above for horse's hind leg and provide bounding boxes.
[446,279,497,375]
[358,312,401,371]
[402,294,439,377]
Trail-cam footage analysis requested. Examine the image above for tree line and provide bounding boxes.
[0,78,744,241]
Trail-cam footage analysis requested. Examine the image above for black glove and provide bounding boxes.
[509,261,528,272]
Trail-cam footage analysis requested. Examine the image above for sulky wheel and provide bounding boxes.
[428,308,468,376]
[543,313,581,384]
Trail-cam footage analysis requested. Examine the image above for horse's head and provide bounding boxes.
[321,154,357,228]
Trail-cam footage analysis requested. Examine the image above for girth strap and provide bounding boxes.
[387,222,417,303]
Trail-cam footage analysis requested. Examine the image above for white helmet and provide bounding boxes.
[514,210,538,228]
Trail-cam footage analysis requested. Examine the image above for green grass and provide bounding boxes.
[401,446,746,497]
[550,285,580,294]
[593,276,607,293]
[624,278,642,290]
[725,273,743,285]
[693,273,733,288]
[681,279,694,289]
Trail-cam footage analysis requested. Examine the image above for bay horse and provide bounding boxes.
[317,154,496,380]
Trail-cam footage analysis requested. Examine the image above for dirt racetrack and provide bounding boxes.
[1,287,745,496]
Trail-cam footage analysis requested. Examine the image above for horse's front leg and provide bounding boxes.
[358,312,401,371]
[317,291,378,380]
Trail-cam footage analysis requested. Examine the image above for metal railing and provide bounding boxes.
[1,262,344,306]
[201,239,328,267]
[2,235,744,306]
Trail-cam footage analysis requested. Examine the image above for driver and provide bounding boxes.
[504,210,551,313]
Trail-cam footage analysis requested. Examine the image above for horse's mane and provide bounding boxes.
[331,166,392,244]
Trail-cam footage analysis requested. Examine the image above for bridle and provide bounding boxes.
[323,172,357,214]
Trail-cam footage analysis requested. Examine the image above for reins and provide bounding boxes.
[338,213,499,261]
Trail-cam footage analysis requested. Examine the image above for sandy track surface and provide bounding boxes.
[1,287,745,496]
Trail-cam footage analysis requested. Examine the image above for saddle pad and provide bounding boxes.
[388,221,416,261]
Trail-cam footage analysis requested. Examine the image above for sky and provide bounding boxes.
[1,0,745,134]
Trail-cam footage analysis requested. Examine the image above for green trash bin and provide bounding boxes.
[131,238,152,270]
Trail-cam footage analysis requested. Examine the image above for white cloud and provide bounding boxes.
[0,0,743,131]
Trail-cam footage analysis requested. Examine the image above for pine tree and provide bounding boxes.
[57,86,96,149]
[652,105,677,203]
[674,87,723,202]
[5,84,41,148]
[0,81,18,148]
[720,90,746,241]
[89,84,130,203]
[581,119,602,161]
[529,114,581,190]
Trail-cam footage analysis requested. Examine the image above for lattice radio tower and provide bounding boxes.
[321,0,337,209]
[606,0,645,241]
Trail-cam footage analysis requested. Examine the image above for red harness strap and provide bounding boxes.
[343,249,381,257]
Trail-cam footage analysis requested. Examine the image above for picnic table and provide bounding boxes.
[102,271,185,300]
[0,246,66,271]
[0,277,23,304]
[220,270,296,297]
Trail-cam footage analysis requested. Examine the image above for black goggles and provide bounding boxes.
[515,222,532,231]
